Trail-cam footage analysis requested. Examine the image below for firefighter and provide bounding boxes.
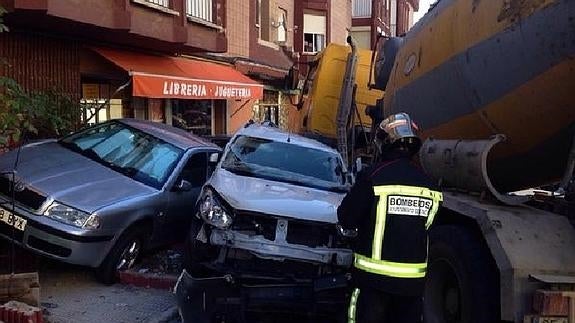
[338,112,443,323]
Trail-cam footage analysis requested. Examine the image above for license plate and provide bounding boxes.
[0,207,27,231]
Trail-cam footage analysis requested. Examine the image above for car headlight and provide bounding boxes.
[199,189,233,229]
[43,201,100,229]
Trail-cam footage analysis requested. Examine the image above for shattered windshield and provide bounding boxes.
[222,135,346,192]
[59,121,183,189]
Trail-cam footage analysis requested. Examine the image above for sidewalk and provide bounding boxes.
[38,261,178,323]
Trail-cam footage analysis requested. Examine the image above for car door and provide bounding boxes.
[163,151,209,242]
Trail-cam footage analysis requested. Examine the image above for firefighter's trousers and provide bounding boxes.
[347,287,422,323]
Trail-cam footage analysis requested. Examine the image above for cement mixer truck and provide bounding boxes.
[294,0,575,322]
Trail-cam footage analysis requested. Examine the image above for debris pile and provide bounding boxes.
[133,247,184,275]
[0,300,43,323]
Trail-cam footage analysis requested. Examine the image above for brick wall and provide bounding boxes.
[225,0,293,69]
[0,32,81,99]
[330,0,352,45]
[226,0,250,57]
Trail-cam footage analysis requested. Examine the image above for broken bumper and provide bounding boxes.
[210,228,353,266]
[174,270,349,323]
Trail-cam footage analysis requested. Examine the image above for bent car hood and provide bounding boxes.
[209,169,345,223]
[0,141,157,212]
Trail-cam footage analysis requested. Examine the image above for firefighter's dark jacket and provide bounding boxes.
[338,152,441,296]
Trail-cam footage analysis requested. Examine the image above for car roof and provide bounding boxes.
[235,123,340,155]
[117,118,219,150]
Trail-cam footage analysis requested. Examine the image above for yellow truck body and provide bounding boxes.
[299,43,383,140]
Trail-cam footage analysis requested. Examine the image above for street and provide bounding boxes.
[34,258,338,323]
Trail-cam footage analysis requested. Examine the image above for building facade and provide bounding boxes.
[350,0,419,49]
[221,0,296,133]
[222,0,352,133]
[1,0,354,137]
[0,0,266,137]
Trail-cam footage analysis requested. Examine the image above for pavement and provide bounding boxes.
[38,261,181,323]
[3,245,340,323]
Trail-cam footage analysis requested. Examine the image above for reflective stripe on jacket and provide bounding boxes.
[353,185,442,279]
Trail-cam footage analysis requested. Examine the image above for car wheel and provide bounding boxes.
[183,217,216,277]
[96,226,148,285]
[424,225,500,323]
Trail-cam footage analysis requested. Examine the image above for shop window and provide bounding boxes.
[81,83,111,125]
[81,82,127,125]
[133,97,148,120]
[253,90,283,127]
[148,99,165,123]
[303,13,326,53]
[171,99,213,136]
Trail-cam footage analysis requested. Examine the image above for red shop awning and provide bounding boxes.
[93,48,263,100]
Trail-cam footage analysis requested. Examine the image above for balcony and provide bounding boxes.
[145,0,170,7]
[187,0,213,23]
[1,0,227,54]
[352,0,372,18]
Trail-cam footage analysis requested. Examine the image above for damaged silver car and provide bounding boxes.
[176,122,353,322]
[0,119,221,284]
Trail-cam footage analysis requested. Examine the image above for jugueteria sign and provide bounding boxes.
[132,73,263,100]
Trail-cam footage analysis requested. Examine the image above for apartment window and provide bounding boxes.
[352,0,372,18]
[146,0,170,7]
[187,0,213,22]
[303,13,326,53]
[277,8,287,43]
[257,0,273,41]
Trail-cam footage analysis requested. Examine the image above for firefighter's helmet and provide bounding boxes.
[375,112,421,155]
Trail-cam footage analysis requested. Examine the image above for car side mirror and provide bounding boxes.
[209,152,220,164]
[174,179,192,192]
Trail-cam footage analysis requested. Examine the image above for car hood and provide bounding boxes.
[209,168,345,223]
[0,141,157,212]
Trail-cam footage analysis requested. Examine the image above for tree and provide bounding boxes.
[0,77,81,150]
[0,5,81,151]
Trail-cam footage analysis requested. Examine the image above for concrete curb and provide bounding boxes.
[118,271,178,290]
[146,306,179,323]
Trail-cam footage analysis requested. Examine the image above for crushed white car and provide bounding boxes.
[176,122,353,322]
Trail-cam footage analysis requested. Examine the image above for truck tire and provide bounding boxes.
[424,225,500,323]
[183,217,216,277]
[96,226,148,285]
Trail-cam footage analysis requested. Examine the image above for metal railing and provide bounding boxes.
[352,0,372,18]
[145,0,170,8]
[187,0,213,22]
